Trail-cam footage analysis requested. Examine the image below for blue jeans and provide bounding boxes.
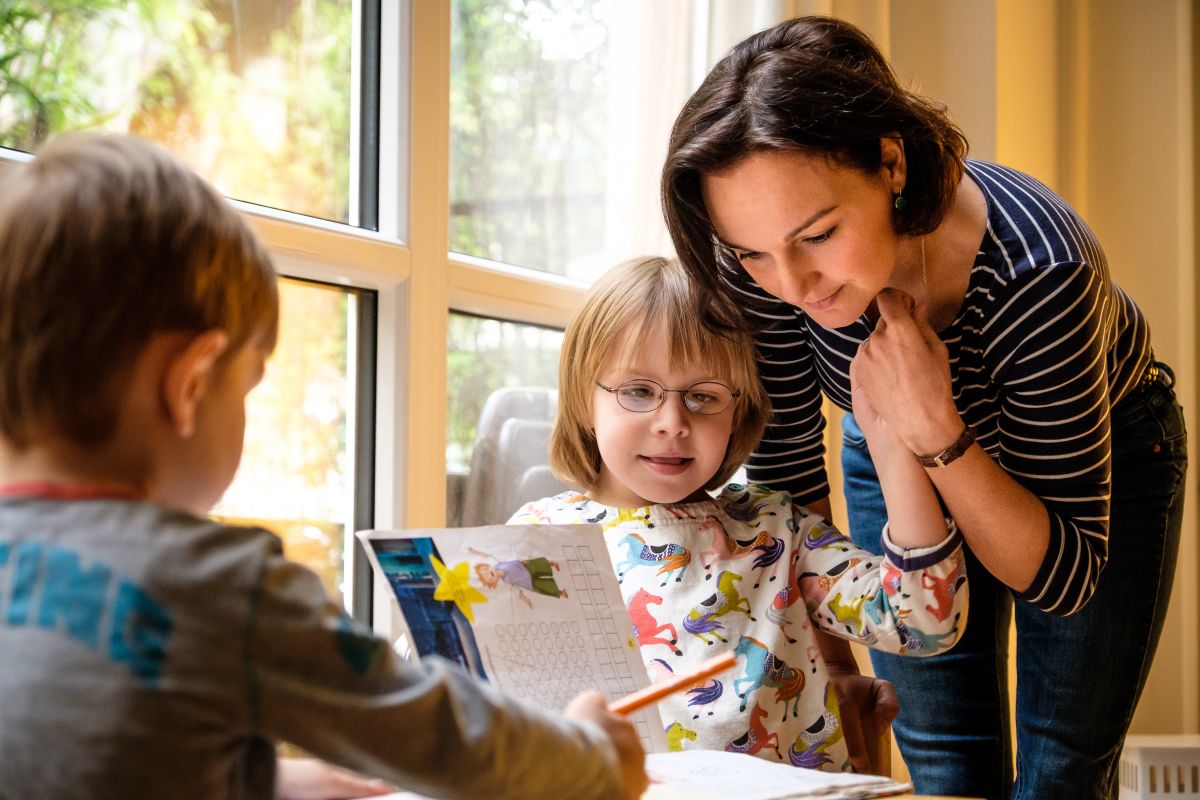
[840,363,1187,800]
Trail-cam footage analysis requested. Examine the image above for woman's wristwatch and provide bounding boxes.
[915,425,977,468]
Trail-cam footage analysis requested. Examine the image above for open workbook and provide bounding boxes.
[357,524,912,799]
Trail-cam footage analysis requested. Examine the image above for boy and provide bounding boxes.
[0,133,646,800]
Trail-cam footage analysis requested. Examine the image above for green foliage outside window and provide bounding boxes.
[0,0,353,223]
[449,0,609,273]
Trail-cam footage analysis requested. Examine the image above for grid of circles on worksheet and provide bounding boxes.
[486,544,656,744]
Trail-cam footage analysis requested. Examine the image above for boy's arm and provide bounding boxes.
[247,554,641,800]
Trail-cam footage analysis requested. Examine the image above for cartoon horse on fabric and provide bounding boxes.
[896,614,963,653]
[732,635,805,720]
[923,558,968,621]
[789,682,844,770]
[611,532,690,586]
[697,515,784,588]
[665,721,697,752]
[682,570,754,645]
[725,701,782,759]
[627,588,681,656]
[685,679,723,719]
[766,549,804,644]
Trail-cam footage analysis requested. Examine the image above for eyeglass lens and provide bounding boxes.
[614,379,733,414]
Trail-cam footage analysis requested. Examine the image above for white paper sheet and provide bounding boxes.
[359,524,668,753]
[642,750,912,799]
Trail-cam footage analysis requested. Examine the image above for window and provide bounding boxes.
[0,1,770,627]
[442,1,735,533]
[0,0,356,223]
[213,278,372,611]
[448,0,699,280]
[445,313,565,527]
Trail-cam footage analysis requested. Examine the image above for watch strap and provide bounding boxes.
[915,425,976,468]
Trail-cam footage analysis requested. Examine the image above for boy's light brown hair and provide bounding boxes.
[550,256,770,493]
[0,132,279,449]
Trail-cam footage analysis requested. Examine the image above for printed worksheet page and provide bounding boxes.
[359,523,667,753]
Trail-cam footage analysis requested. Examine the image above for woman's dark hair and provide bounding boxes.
[662,15,969,332]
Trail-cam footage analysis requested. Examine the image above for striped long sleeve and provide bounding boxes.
[738,159,1151,616]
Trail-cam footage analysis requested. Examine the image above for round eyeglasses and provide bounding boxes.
[596,379,739,415]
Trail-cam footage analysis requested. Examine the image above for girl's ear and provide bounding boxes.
[879,135,907,194]
[161,330,229,437]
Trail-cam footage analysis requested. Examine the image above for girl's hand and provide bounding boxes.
[825,670,900,775]
[275,757,393,800]
[854,289,963,456]
[849,340,906,462]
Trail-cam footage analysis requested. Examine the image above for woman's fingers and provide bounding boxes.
[873,289,943,356]
[875,287,917,321]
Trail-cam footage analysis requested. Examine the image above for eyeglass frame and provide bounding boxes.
[595,378,740,415]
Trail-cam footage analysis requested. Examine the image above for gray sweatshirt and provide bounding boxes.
[0,496,618,800]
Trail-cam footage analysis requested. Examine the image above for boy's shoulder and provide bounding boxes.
[0,495,283,595]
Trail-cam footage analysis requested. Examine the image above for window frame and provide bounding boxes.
[253,1,589,627]
[0,1,588,630]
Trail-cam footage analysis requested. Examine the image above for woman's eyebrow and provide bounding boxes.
[717,205,837,251]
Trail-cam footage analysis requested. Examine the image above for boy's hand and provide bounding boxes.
[275,757,393,800]
[565,691,649,800]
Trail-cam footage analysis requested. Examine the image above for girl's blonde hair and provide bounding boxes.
[550,256,770,493]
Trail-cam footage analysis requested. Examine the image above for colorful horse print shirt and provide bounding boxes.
[510,483,967,771]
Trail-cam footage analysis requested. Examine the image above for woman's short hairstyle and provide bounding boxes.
[0,132,279,448]
[550,256,770,494]
[662,15,969,332]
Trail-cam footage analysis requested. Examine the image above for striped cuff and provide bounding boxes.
[881,519,961,572]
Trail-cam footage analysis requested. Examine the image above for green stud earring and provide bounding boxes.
[893,192,907,211]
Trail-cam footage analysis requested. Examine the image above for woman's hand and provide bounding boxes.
[855,289,963,457]
[275,757,393,800]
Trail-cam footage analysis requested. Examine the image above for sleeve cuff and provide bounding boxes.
[881,518,961,571]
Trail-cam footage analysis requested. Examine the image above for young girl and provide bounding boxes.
[510,256,968,772]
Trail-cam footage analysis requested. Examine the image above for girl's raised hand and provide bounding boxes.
[854,288,962,457]
[849,339,903,459]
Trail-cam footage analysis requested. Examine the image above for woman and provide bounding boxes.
[661,15,1186,800]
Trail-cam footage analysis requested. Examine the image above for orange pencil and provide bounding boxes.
[608,650,737,715]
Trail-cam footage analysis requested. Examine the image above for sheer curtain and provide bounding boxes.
[597,0,801,271]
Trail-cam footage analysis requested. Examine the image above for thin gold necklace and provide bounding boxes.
[921,236,929,298]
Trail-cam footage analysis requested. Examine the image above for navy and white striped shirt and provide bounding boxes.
[734,160,1152,616]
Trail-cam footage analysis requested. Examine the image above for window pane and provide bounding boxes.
[449,0,696,280]
[0,1,354,223]
[446,312,569,527]
[215,278,356,606]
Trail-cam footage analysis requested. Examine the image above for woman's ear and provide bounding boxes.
[161,330,229,438]
[880,135,907,193]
